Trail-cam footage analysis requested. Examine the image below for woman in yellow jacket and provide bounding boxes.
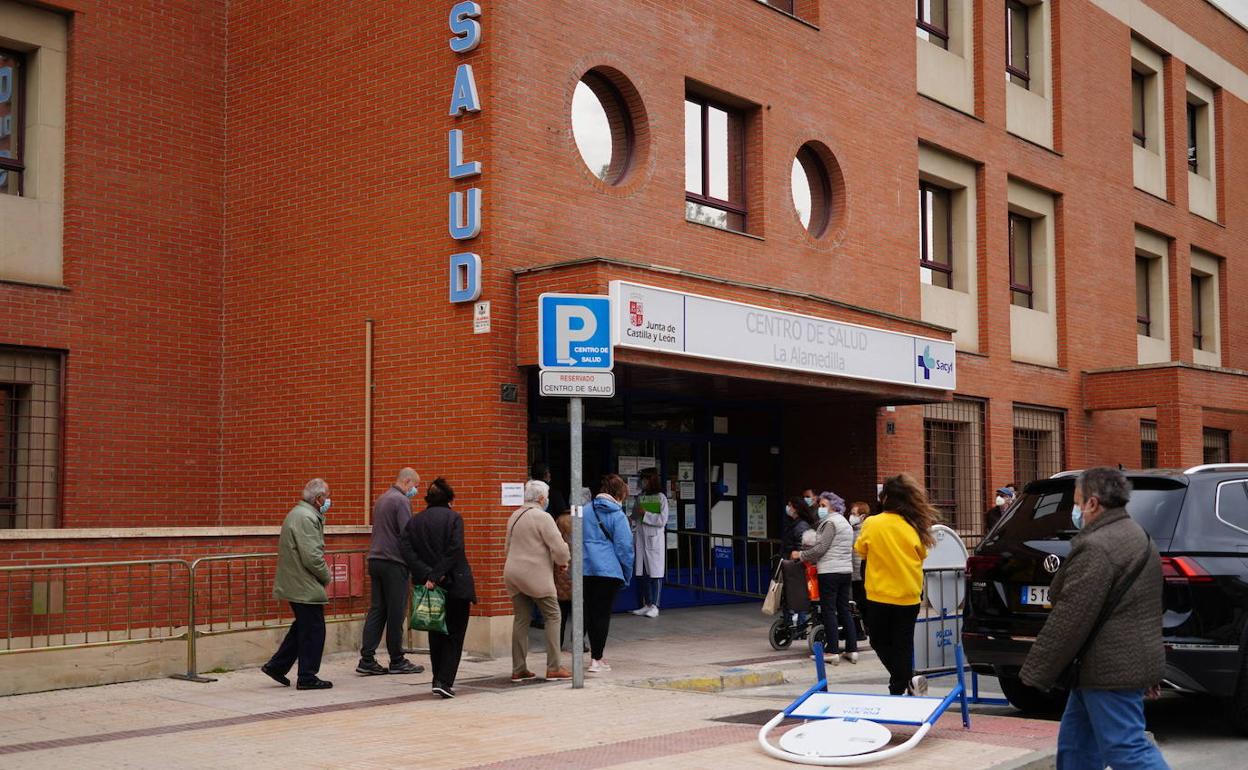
[853,474,936,696]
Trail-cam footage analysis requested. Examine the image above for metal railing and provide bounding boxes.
[664,530,782,598]
[1,550,370,685]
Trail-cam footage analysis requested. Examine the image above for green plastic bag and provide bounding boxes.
[409,585,448,634]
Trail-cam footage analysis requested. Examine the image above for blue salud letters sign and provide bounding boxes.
[447,2,484,304]
[539,294,613,371]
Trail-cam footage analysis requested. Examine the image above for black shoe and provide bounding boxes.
[261,664,290,687]
[389,659,424,675]
[296,678,333,690]
[432,684,455,699]
[355,659,388,676]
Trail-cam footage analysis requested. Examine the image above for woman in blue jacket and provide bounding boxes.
[584,473,635,673]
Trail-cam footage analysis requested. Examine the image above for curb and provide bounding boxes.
[988,749,1056,770]
[631,669,788,693]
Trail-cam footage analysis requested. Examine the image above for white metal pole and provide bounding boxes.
[570,396,585,688]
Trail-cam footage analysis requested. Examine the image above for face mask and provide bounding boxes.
[849,514,862,526]
[319,498,332,515]
[817,507,830,520]
[405,487,418,499]
[995,495,1006,507]
[785,506,795,517]
[1071,504,1084,530]
[804,496,814,507]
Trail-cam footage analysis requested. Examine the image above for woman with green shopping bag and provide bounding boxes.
[402,477,475,699]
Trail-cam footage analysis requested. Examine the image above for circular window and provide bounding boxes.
[571,69,644,185]
[792,144,835,237]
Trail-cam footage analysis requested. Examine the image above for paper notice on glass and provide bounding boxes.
[746,495,768,539]
[679,481,696,500]
[666,532,678,550]
[618,456,638,476]
[627,476,641,496]
[722,463,738,497]
[501,483,525,506]
[683,504,696,529]
[637,456,656,472]
[711,500,734,536]
[713,416,729,434]
[677,462,694,481]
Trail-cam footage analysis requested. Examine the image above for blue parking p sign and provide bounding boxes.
[539,294,612,371]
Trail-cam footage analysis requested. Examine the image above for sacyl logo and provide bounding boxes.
[916,345,953,380]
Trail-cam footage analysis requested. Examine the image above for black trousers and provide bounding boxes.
[817,573,858,654]
[360,558,410,663]
[429,596,471,688]
[863,600,921,695]
[583,576,622,659]
[559,599,572,646]
[268,602,326,684]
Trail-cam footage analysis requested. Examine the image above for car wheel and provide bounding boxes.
[998,674,1068,715]
[807,624,827,653]
[768,617,793,650]
[1230,653,1248,735]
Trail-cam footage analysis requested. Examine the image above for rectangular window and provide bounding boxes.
[919,182,953,289]
[1131,71,1147,148]
[1140,420,1158,469]
[1192,273,1206,350]
[1187,102,1199,173]
[1006,0,1031,89]
[1136,257,1151,336]
[1013,405,1064,486]
[923,398,985,543]
[685,95,747,232]
[0,348,62,529]
[1009,212,1033,308]
[758,0,796,13]
[917,0,949,49]
[0,48,25,196]
[1203,428,1230,464]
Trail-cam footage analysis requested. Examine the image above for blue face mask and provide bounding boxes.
[319,498,332,515]
[804,496,814,507]
[1071,504,1084,530]
[405,486,418,499]
[817,507,830,520]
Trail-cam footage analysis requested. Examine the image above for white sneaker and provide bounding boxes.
[588,659,611,673]
[829,652,841,665]
[844,652,859,664]
[630,606,649,616]
[644,605,659,618]
[908,675,929,697]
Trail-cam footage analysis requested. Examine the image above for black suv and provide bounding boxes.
[963,464,1248,732]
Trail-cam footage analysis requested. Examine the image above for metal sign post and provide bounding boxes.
[569,397,584,688]
[537,292,613,690]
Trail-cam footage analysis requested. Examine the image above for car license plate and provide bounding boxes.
[1020,585,1051,607]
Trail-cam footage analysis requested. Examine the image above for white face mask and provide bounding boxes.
[994,495,1006,507]
[318,498,332,514]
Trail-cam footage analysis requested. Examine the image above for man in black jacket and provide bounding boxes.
[356,467,425,676]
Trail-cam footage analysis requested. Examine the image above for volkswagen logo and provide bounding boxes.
[1043,554,1062,574]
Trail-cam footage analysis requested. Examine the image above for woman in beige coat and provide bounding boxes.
[504,479,572,681]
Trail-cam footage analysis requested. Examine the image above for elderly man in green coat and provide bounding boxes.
[262,478,334,690]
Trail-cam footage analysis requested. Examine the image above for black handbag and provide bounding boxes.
[1054,537,1153,690]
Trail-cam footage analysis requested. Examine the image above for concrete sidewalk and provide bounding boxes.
[0,604,1057,769]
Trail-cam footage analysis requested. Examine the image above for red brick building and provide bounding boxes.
[1,0,1246,650]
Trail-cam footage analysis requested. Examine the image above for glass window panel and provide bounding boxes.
[1192,274,1204,349]
[684,100,702,195]
[572,81,613,181]
[1136,258,1150,330]
[1187,103,1199,172]
[791,158,811,229]
[1010,217,1031,286]
[1007,1,1030,86]
[0,50,21,196]
[707,106,729,201]
[930,189,951,267]
[1132,73,1146,145]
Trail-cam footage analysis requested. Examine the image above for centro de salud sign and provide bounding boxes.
[538,293,615,398]
[608,280,956,391]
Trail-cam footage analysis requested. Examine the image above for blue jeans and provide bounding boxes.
[1057,688,1170,770]
[637,576,662,607]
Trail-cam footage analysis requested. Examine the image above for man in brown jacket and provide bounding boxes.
[504,479,571,682]
[1021,467,1169,770]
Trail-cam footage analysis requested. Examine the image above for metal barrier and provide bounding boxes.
[0,559,192,654]
[172,549,370,682]
[914,566,1007,705]
[665,530,782,598]
[0,551,370,685]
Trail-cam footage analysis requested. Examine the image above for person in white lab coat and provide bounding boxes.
[631,468,669,618]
